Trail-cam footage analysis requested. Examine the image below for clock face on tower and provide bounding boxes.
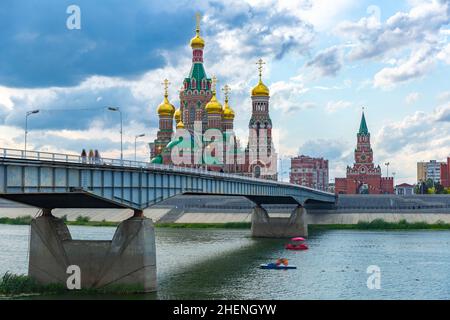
[360,153,367,162]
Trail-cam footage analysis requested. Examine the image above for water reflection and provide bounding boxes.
[1,224,450,299]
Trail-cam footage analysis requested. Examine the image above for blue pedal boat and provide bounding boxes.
[260,263,297,270]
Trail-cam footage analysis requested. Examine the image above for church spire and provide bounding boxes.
[358,108,369,135]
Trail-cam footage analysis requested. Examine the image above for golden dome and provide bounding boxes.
[222,100,235,120]
[157,79,175,117]
[221,85,234,120]
[176,120,185,129]
[251,79,270,96]
[174,108,181,122]
[205,91,223,114]
[190,34,205,49]
[205,76,222,114]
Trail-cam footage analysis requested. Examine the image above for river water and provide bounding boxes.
[1,224,450,299]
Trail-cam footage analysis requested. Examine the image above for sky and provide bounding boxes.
[0,0,449,184]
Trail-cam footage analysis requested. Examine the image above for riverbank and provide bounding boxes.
[0,272,147,297]
[2,215,450,230]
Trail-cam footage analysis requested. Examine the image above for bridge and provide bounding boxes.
[0,147,335,292]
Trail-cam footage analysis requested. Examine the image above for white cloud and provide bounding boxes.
[337,0,450,61]
[332,0,450,86]
[325,100,352,113]
[373,46,436,89]
[374,104,450,182]
[405,92,421,105]
[437,43,450,64]
[437,90,450,103]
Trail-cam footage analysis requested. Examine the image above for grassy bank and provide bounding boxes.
[0,215,250,229]
[310,219,450,231]
[0,272,145,297]
[2,216,450,230]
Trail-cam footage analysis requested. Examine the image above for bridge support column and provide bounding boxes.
[251,205,308,238]
[28,210,157,292]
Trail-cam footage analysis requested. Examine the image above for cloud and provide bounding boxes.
[437,43,450,64]
[373,46,437,89]
[0,0,200,88]
[204,0,315,61]
[376,106,450,153]
[299,138,349,160]
[405,92,421,105]
[298,138,353,180]
[437,90,450,103]
[332,1,450,85]
[374,104,450,182]
[269,79,310,113]
[325,100,352,113]
[336,0,450,61]
[306,46,343,77]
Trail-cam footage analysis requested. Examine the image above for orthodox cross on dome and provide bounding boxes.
[222,84,231,102]
[211,75,217,93]
[256,58,266,80]
[195,12,201,34]
[162,79,170,97]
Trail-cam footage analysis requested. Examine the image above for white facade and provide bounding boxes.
[426,160,442,183]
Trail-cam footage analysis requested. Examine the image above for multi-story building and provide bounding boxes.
[426,160,441,183]
[148,15,277,180]
[290,156,329,191]
[417,162,427,182]
[440,157,450,188]
[334,110,394,194]
[417,159,450,185]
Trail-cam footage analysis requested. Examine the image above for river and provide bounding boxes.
[1,224,450,299]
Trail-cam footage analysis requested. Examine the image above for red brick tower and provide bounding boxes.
[335,110,394,194]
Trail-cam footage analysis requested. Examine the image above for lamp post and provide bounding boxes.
[24,109,40,155]
[106,107,123,162]
[385,162,390,177]
[134,133,145,162]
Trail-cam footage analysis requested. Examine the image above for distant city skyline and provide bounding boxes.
[0,0,449,184]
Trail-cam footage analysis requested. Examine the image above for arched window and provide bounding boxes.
[254,165,261,178]
[191,78,196,89]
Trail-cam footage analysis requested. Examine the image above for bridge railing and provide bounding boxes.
[0,147,333,195]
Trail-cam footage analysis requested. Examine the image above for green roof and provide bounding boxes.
[359,112,369,135]
[150,154,163,164]
[185,63,210,91]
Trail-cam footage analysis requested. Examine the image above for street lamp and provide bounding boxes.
[134,133,145,162]
[24,109,40,155]
[385,162,390,177]
[106,107,123,162]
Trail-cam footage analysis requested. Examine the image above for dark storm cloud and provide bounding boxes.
[0,0,196,88]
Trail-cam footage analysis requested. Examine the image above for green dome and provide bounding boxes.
[150,154,163,164]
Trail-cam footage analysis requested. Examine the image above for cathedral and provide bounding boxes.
[149,15,277,180]
[334,111,394,194]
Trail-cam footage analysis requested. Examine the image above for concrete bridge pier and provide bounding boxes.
[28,208,157,292]
[251,205,308,238]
